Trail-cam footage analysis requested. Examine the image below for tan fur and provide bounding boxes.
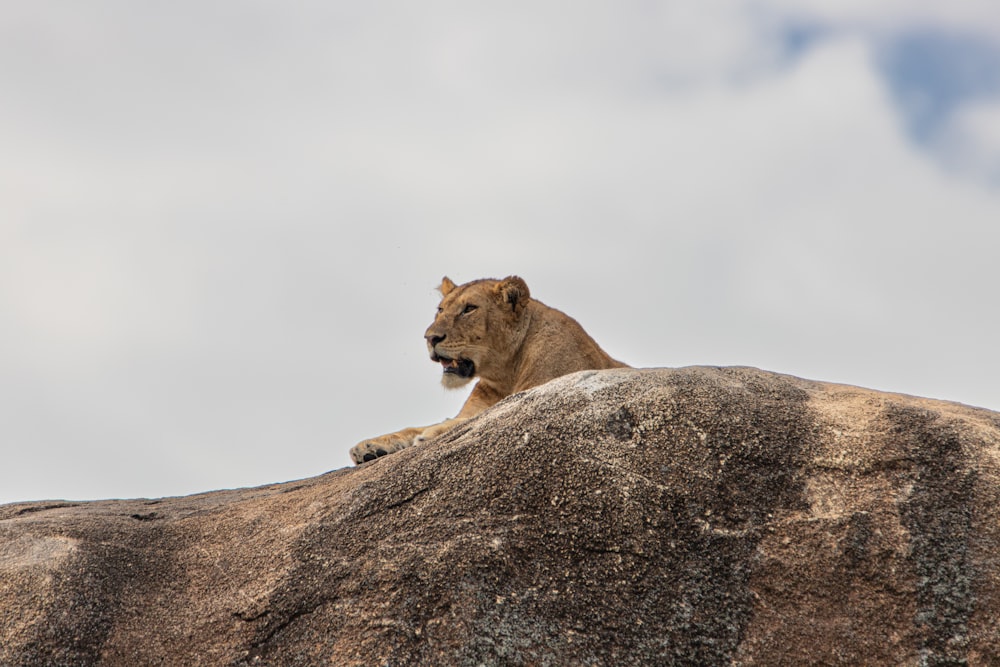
[350,275,628,464]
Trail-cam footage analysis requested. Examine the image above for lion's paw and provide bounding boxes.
[350,428,422,465]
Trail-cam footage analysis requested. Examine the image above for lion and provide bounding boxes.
[350,275,628,464]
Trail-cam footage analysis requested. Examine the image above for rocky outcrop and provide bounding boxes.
[3,367,1000,666]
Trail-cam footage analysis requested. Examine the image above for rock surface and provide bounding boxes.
[3,367,1000,666]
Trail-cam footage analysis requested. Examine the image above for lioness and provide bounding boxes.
[350,275,628,464]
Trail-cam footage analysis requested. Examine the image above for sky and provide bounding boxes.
[2,2,999,504]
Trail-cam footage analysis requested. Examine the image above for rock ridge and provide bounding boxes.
[2,367,999,665]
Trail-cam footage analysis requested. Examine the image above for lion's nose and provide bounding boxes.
[427,333,446,347]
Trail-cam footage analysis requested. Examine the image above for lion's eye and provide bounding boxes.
[462,304,478,315]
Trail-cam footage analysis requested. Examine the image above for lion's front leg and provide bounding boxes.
[350,427,424,464]
[412,418,466,446]
[351,383,498,465]
[350,417,470,465]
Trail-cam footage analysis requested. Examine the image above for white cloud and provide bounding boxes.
[1,4,998,504]
[936,99,1000,183]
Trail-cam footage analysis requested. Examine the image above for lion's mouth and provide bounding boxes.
[432,353,476,378]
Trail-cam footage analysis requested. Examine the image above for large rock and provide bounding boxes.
[3,367,1000,666]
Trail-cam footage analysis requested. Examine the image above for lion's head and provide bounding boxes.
[424,275,531,389]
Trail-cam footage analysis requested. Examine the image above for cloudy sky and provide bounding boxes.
[2,2,999,504]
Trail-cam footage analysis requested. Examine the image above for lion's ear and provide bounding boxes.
[495,276,530,313]
[438,277,457,296]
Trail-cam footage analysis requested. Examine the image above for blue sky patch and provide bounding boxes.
[779,22,829,60]
[877,30,1000,143]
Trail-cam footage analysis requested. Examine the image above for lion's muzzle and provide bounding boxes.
[432,352,476,379]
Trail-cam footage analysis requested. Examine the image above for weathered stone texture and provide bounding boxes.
[2,367,999,665]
